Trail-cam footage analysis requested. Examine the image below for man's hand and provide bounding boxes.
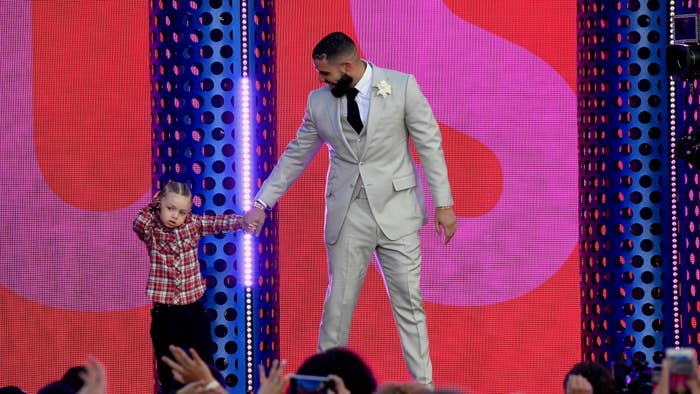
[435,207,457,244]
[243,205,267,236]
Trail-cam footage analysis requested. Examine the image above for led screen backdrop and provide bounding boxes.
[0,1,578,393]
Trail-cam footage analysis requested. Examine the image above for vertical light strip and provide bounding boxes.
[240,76,252,287]
[239,0,255,391]
[240,0,251,287]
[668,1,681,347]
[241,75,254,391]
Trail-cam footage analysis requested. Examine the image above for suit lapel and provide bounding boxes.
[360,65,387,160]
[324,89,359,161]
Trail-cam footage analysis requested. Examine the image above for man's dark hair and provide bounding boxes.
[564,361,617,394]
[293,347,376,394]
[312,32,357,63]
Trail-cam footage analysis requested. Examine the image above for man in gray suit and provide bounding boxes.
[243,32,456,387]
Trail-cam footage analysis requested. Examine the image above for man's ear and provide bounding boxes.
[340,60,353,73]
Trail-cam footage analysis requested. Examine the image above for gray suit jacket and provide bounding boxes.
[256,64,453,244]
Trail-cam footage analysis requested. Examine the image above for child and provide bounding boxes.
[133,181,244,393]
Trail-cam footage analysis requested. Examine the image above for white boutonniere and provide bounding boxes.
[374,80,391,97]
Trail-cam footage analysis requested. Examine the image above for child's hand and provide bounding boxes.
[150,190,162,208]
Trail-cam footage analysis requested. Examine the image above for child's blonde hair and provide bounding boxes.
[160,181,192,200]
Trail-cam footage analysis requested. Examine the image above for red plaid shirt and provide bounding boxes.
[133,198,243,305]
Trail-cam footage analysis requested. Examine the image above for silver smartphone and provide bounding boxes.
[289,374,334,394]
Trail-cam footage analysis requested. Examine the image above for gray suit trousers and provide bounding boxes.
[318,189,433,387]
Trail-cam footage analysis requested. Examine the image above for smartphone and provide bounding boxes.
[289,374,335,394]
[666,347,697,394]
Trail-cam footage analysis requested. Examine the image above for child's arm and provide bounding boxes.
[197,213,244,236]
[133,193,160,243]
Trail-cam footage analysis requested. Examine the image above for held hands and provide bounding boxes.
[435,206,457,244]
[243,204,267,236]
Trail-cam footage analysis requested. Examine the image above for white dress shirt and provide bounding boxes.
[341,61,372,124]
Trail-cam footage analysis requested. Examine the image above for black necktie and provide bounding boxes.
[346,88,363,133]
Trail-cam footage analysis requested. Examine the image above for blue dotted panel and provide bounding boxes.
[578,0,669,366]
[674,1,700,353]
[248,1,279,392]
[150,0,246,390]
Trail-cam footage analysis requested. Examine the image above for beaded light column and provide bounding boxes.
[578,0,670,366]
[149,0,277,393]
[247,1,278,393]
[671,0,700,352]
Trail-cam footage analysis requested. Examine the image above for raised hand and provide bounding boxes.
[258,359,289,394]
[76,358,106,394]
[161,345,215,386]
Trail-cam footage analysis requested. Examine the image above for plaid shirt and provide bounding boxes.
[133,198,243,305]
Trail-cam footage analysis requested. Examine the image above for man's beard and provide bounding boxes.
[330,73,354,97]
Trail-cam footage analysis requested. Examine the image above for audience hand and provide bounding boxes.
[258,359,289,394]
[654,359,700,394]
[565,374,593,394]
[162,345,216,386]
[328,375,351,394]
[76,358,105,394]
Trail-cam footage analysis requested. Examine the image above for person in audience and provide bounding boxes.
[74,358,105,394]
[564,374,594,394]
[36,382,76,394]
[0,387,26,394]
[60,365,87,392]
[133,181,246,393]
[36,358,105,394]
[256,348,358,394]
[563,361,616,394]
[375,382,432,394]
[290,347,375,394]
[168,346,366,394]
